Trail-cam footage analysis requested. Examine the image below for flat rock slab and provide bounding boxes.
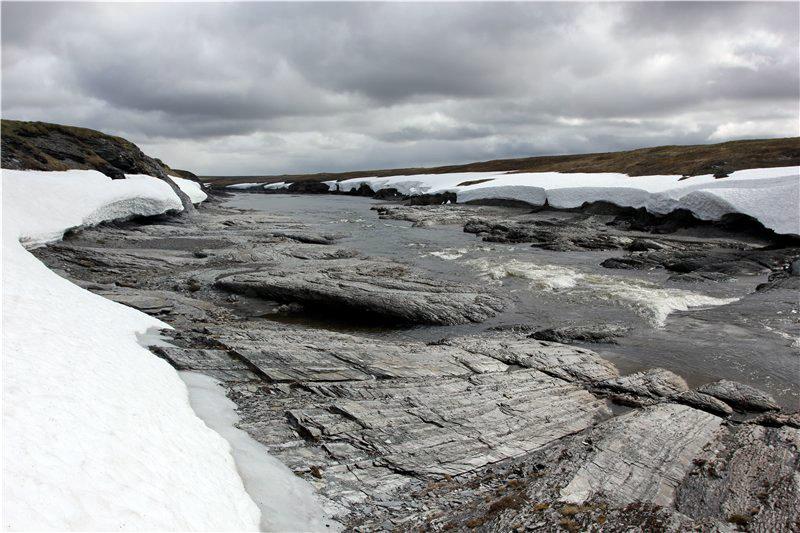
[215,259,505,325]
[676,425,800,532]
[451,337,619,384]
[560,403,723,508]
[291,369,610,478]
[212,327,508,382]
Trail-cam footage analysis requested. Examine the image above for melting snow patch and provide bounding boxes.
[180,372,341,532]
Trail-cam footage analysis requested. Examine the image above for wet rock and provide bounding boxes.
[672,390,733,417]
[667,271,735,283]
[627,238,667,252]
[215,259,504,325]
[373,204,511,227]
[286,181,330,194]
[560,403,724,507]
[529,323,629,344]
[270,231,343,245]
[464,217,632,251]
[697,380,780,412]
[602,247,800,278]
[597,368,688,403]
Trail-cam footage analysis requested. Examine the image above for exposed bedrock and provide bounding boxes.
[214,259,505,325]
[30,199,800,531]
[464,215,637,251]
[559,403,724,508]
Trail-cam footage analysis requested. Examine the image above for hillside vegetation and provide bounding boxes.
[1,119,197,181]
[205,137,800,187]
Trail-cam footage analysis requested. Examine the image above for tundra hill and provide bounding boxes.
[1,119,198,181]
[204,137,800,187]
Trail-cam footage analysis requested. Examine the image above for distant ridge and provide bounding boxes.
[204,137,800,187]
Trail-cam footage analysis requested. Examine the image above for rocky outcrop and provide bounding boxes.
[1,119,195,212]
[448,337,619,384]
[464,216,635,251]
[560,403,724,507]
[697,379,780,412]
[215,259,505,325]
[675,424,800,531]
[601,246,800,277]
[529,323,629,344]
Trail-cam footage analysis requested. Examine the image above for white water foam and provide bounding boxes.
[428,248,469,260]
[468,258,738,327]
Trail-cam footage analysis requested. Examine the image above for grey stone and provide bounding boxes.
[673,390,733,417]
[597,368,689,401]
[560,403,724,507]
[215,259,505,325]
[697,380,780,412]
[529,323,629,344]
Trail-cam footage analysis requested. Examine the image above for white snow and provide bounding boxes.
[226,182,262,189]
[334,166,800,235]
[180,372,339,532]
[262,181,288,190]
[170,175,208,203]
[1,170,263,530]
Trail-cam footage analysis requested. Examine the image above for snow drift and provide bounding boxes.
[2,170,259,530]
[332,166,800,235]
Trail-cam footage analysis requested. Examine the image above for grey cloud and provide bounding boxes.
[2,2,798,175]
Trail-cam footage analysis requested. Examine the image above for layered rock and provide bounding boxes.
[560,403,724,507]
[215,259,505,325]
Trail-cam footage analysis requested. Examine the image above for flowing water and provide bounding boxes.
[226,193,800,408]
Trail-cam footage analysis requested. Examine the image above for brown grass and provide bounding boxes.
[203,137,800,186]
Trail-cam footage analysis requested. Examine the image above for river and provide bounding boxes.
[226,193,800,408]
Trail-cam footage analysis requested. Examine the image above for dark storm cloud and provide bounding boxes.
[2,2,798,175]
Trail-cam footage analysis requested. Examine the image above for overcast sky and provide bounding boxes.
[2,2,798,175]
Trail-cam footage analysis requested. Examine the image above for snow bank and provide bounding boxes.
[263,181,288,190]
[226,182,262,190]
[335,166,800,235]
[2,170,261,530]
[170,175,208,203]
[181,372,338,532]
